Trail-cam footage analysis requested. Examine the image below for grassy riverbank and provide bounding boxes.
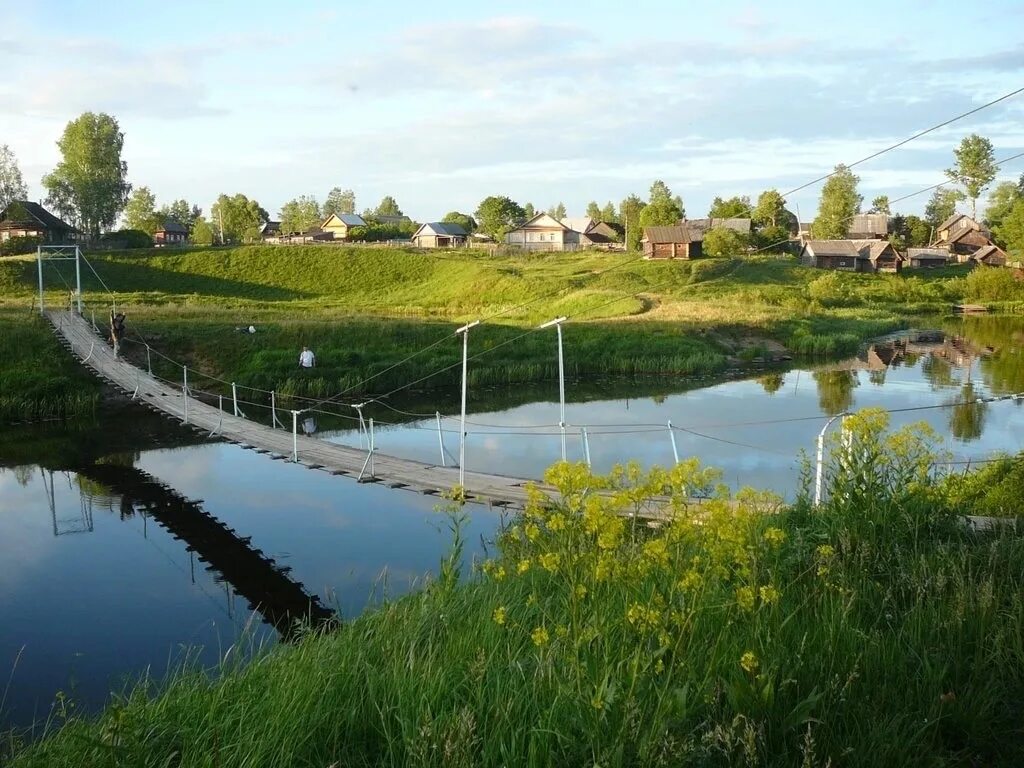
[3,247,1023,406]
[0,308,100,423]
[6,411,1024,766]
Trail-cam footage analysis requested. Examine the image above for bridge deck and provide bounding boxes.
[48,310,551,508]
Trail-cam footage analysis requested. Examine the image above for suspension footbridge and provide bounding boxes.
[47,308,563,509]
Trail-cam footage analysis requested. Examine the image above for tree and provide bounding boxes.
[946,134,997,218]
[442,211,477,233]
[869,195,891,215]
[619,194,646,252]
[323,187,355,217]
[209,193,269,244]
[707,195,750,219]
[949,382,987,441]
[648,180,684,217]
[41,112,131,238]
[586,201,602,220]
[812,164,861,239]
[599,201,618,223]
[547,202,567,220]
[703,226,746,257]
[123,186,159,235]
[0,145,27,210]
[983,181,1021,236]
[523,202,536,219]
[758,373,785,395]
[889,214,930,250]
[751,189,793,230]
[279,195,322,233]
[924,187,964,230]
[813,370,858,416]
[370,196,404,218]
[997,198,1024,256]
[191,216,215,246]
[474,196,526,240]
[158,199,202,233]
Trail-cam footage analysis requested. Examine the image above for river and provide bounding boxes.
[2,315,1022,731]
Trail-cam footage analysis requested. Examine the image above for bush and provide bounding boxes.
[99,229,153,249]
[0,235,42,256]
[805,271,847,306]
[953,265,1024,302]
[703,226,748,258]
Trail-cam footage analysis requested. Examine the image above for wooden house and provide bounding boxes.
[411,222,468,248]
[641,225,702,259]
[934,213,981,245]
[799,239,902,273]
[970,244,1008,267]
[260,221,282,242]
[685,217,752,241]
[905,248,949,269]
[847,213,889,239]
[0,200,78,243]
[320,213,366,240]
[505,213,582,251]
[154,219,188,246]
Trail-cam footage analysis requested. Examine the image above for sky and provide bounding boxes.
[2,0,1024,224]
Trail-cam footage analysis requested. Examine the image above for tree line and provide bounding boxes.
[3,113,1024,256]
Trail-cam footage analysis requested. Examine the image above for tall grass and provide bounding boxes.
[8,409,1024,766]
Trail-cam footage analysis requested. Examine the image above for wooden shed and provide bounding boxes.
[641,225,701,259]
[905,248,949,268]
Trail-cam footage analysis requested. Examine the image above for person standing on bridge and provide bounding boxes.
[110,310,127,358]
[299,346,316,369]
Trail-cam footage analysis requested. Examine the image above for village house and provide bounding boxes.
[585,221,624,244]
[260,221,282,241]
[154,219,188,246]
[0,200,78,243]
[411,222,468,248]
[320,213,366,240]
[641,225,702,259]
[799,239,902,273]
[968,244,1008,267]
[905,248,950,269]
[685,217,752,239]
[847,213,889,239]
[505,213,582,251]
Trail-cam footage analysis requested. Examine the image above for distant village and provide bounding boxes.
[0,196,1012,275]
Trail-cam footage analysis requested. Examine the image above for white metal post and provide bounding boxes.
[74,246,83,315]
[369,418,375,478]
[436,411,447,467]
[271,391,280,429]
[540,317,568,461]
[37,248,44,315]
[182,366,189,424]
[292,411,299,462]
[455,320,480,488]
[668,420,679,463]
[581,427,592,467]
[146,345,152,376]
[814,412,849,508]
[232,383,239,417]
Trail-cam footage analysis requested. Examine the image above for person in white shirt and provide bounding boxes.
[298,346,316,369]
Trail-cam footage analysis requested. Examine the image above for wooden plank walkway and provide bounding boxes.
[47,310,553,509]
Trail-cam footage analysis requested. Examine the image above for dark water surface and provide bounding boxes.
[2,315,1022,731]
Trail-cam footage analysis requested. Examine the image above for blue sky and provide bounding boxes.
[3,0,1024,223]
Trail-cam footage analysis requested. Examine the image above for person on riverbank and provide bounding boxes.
[299,346,316,369]
[110,310,127,358]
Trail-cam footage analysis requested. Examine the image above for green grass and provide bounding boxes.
[3,246,1023,413]
[7,410,1024,766]
[0,307,99,423]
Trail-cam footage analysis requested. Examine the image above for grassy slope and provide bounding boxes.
[3,246,1022,407]
[7,419,1024,767]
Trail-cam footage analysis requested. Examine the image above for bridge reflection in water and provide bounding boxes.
[66,462,336,639]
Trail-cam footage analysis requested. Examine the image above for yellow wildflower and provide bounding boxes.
[763,527,786,547]
[493,566,506,582]
[735,586,756,612]
[492,606,506,626]
[525,523,541,542]
[658,630,672,647]
[654,659,665,675]
[526,593,538,606]
[547,513,567,532]
[591,693,605,710]
[740,651,759,674]
[517,558,531,574]
[539,552,561,573]
[531,626,550,647]
[626,603,661,632]
[759,584,780,606]
[642,538,670,568]
[677,569,701,592]
[555,625,569,639]
[574,584,588,600]
[816,543,836,559]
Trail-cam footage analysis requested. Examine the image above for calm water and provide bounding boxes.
[2,315,1022,731]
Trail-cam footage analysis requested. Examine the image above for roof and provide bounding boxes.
[158,218,187,234]
[560,217,595,234]
[509,213,569,231]
[802,239,898,261]
[906,248,949,260]
[0,200,78,233]
[261,220,281,233]
[972,244,1006,262]
[848,213,889,236]
[683,217,751,240]
[323,213,366,227]
[937,212,968,232]
[414,222,468,237]
[642,225,694,244]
